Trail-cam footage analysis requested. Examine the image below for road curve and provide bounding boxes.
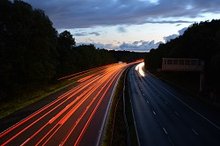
[0,63,128,146]
[128,62,220,146]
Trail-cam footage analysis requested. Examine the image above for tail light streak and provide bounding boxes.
[0,62,141,146]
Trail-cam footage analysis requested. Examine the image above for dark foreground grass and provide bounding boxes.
[0,69,100,120]
[0,79,77,119]
[102,71,126,146]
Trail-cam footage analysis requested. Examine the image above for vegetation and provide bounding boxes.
[102,70,127,146]
[145,20,220,101]
[0,79,77,119]
[102,67,139,146]
[0,0,145,101]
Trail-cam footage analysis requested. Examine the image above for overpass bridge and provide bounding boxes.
[162,58,204,72]
[161,58,204,92]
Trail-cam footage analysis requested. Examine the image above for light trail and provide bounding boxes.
[0,62,140,146]
[0,73,102,140]
[0,73,104,145]
[74,70,122,146]
[27,83,99,145]
[135,62,146,77]
[61,68,122,146]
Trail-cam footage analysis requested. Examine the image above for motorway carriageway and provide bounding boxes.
[128,62,220,146]
[0,62,137,146]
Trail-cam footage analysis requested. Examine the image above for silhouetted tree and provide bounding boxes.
[0,0,58,99]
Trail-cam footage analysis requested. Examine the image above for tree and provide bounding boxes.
[0,0,58,99]
[57,30,77,75]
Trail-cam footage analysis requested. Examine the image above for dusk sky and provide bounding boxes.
[26,0,220,52]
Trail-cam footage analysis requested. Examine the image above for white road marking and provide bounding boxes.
[163,128,168,135]
[157,83,220,130]
[174,111,180,117]
[192,129,199,135]
[153,110,156,115]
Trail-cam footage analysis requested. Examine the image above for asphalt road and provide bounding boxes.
[128,62,220,146]
[0,63,127,146]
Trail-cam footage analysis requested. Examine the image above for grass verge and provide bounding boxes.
[0,79,77,119]
[0,69,100,120]
[102,67,139,146]
[102,71,126,146]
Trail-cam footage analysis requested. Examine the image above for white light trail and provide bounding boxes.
[135,62,146,77]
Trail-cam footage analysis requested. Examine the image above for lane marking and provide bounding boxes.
[153,110,156,116]
[174,111,180,117]
[192,129,199,135]
[124,66,141,146]
[163,128,168,135]
[152,78,220,130]
[146,100,149,104]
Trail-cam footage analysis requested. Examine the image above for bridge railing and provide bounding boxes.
[162,58,204,72]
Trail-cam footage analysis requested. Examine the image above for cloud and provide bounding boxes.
[163,34,179,42]
[73,31,100,36]
[143,20,193,24]
[94,43,116,50]
[26,0,220,29]
[77,42,117,50]
[77,40,161,52]
[89,32,101,36]
[73,32,87,36]
[178,27,188,35]
[117,26,127,33]
[118,40,162,52]
[163,26,188,42]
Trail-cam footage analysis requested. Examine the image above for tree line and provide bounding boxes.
[0,0,145,100]
[145,20,220,98]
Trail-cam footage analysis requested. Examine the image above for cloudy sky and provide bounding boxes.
[26,0,220,52]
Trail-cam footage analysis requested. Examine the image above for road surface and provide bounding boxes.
[0,63,128,146]
[128,62,220,146]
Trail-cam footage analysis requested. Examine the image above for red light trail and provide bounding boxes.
[0,62,140,146]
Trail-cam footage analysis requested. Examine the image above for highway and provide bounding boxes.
[128,62,220,146]
[0,63,128,146]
